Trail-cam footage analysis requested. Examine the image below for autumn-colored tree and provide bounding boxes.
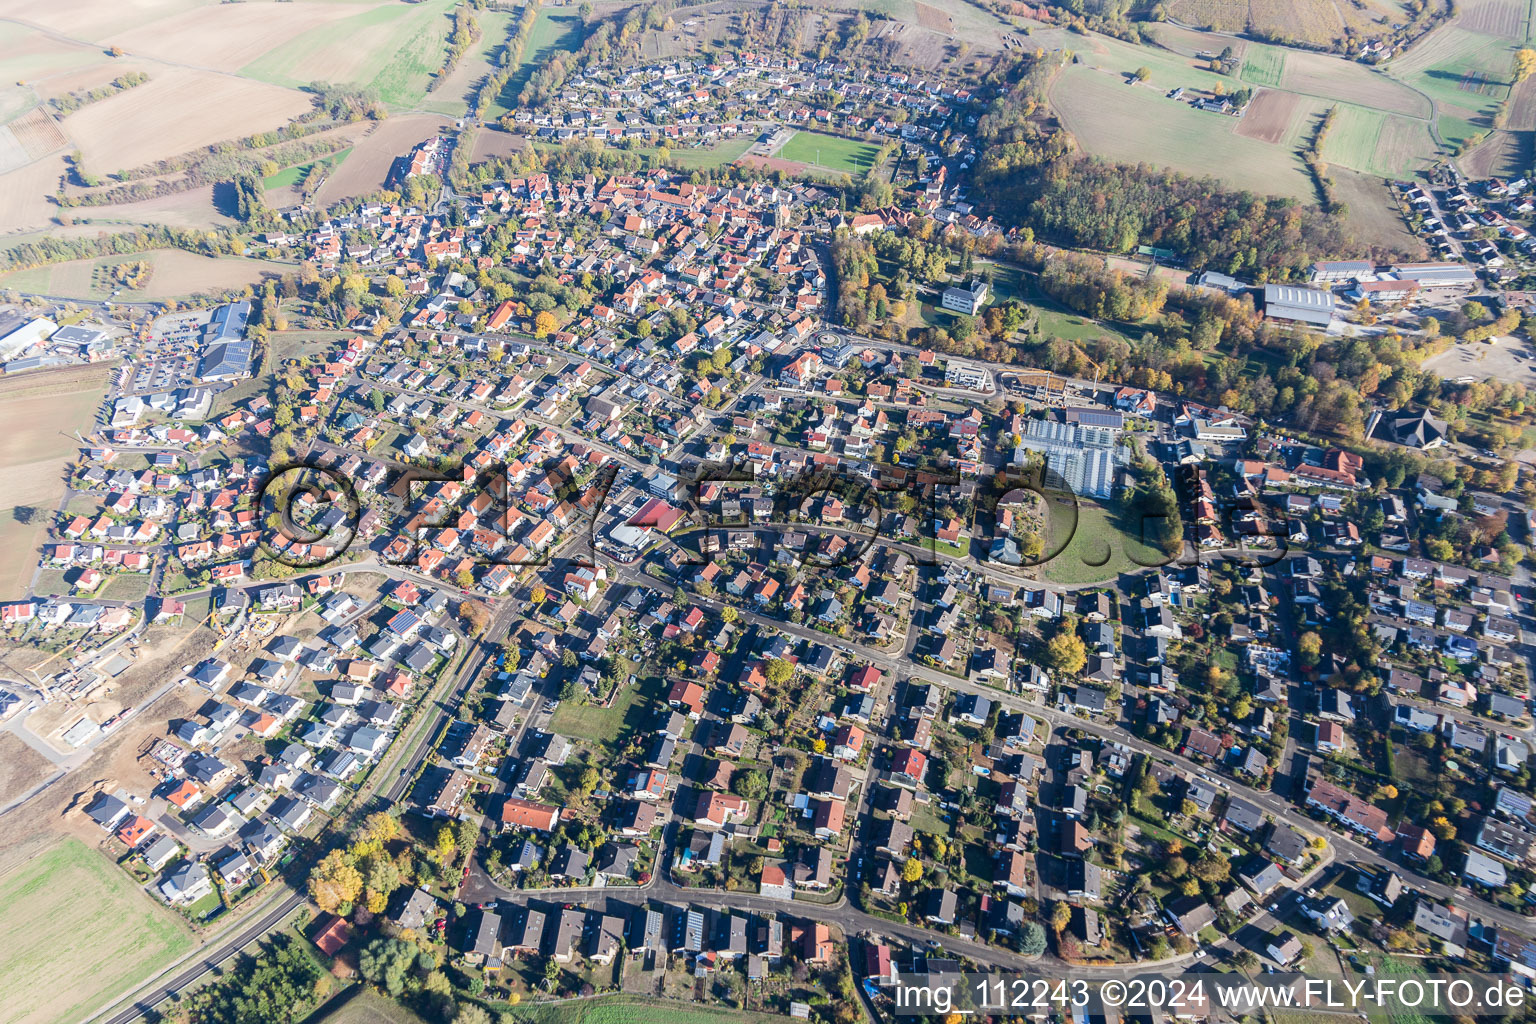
[1515,48,1536,82]
[534,310,557,338]
[361,812,401,845]
[901,857,924,883]
[309,849,363,913]
[1044,631,1087,677]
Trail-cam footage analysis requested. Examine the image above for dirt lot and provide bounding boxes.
[66,66,309,174]
[0,732,52,810]
[470,127,529,164]
[735,153,809,175]
[1423,333,1536,385]
[1235,89,1300,143]
[311,114,449,206]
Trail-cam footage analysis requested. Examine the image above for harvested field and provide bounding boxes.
[1461,128,1528,175]
[0,836,192,1024]
[1464,72,1536,173]
[1389,24,1514,150]
[1235,88,1300,143]
[1329,168,1424,255]
[0,362,110,595]
[0,0,204,43]
[110,0,370,72]
[1248,0,1348,47]
[1166,0,1420,47]
[0,152,67,235]
[1148,21,1247,59]
[66,67,310,175]
[913,0,954,33]
[0,249,290,301]
[1280,50,1429,117]
[74,184,235,232]
[0,123,27,176]
[1459,0,1525,38]
[1050,65,1316,199]
[1163,0,1248,33]
[241,0,456,108]
[0,26,110,124]
[470,128,529,164]
[311,114,448,206]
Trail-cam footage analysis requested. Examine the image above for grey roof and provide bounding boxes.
[1263,283,1336,326]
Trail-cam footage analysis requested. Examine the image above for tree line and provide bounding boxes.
[49,72,149,115]
[428,5,482,93]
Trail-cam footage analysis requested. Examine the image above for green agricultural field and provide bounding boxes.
[0,838,191,1024]
[263,147,352,190]
[1048,66,1316,200]
[504,994,797,1024]
[1241,43,1288,86]
[1320,104,1436,176]
[489,9,588,117]
[1388,25,1515,150]
[776,130,883,174]
[240,0,457,109]
[321,989,431,1024]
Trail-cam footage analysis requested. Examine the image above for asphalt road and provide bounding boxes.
[99,890,305,1024]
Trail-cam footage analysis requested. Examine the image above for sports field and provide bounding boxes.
[1241,44,1288,87]
[0,837,192,1024]
[775,130,883,175]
